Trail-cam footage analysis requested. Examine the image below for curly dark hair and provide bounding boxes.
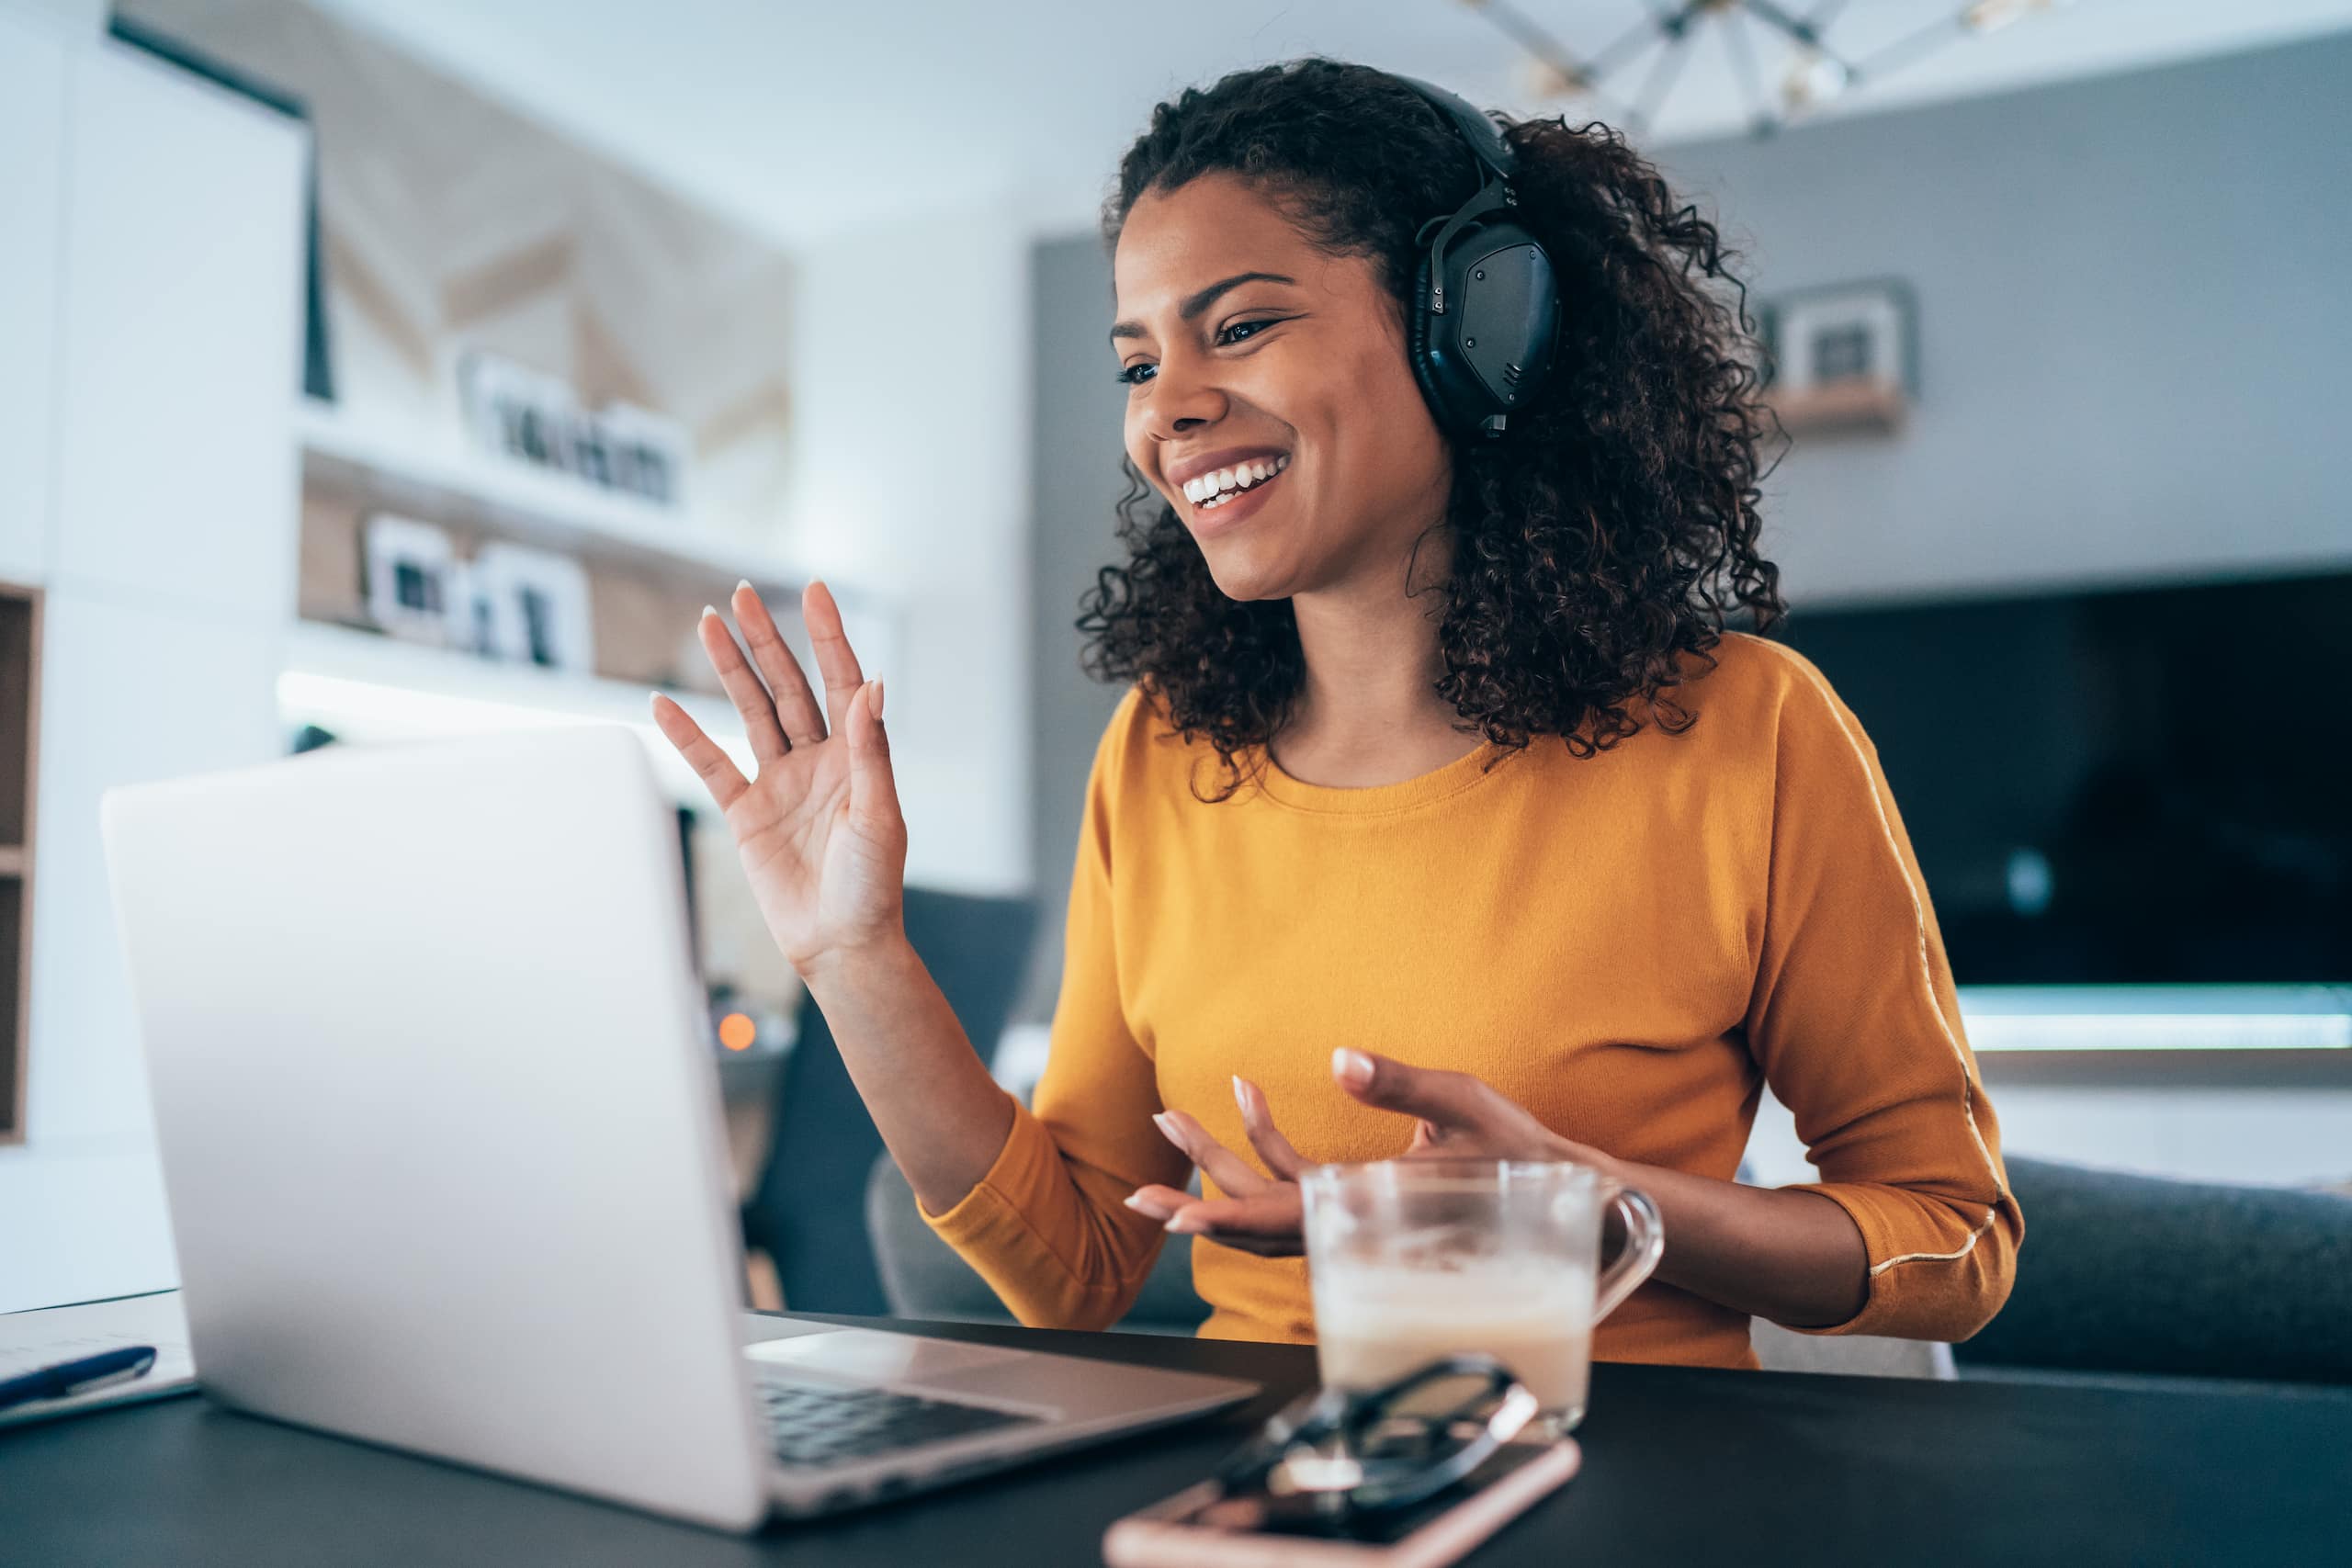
[1077,58,1787,799]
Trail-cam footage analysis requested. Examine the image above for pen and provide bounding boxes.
[0,1345,159,1413]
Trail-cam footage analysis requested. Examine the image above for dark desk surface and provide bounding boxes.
[4,1312,2347,1566]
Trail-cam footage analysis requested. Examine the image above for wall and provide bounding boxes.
[120,0,800,556]
[0,20,307,1313]
[1014,232,1132,1021]
[1653,31,2352,608]
[1015,34,2352,1177]
[783,203,1035,898]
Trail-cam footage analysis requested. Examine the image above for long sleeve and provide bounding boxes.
[918,689,1189,1329]
[1744,646,2024,1342]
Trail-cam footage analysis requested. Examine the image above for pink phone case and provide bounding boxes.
[1102,1438,1580,1568]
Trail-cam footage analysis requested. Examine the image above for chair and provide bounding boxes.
[1951,1156,2352,1385]
[741,886,1039,1315]
[865,1151,1213,1334]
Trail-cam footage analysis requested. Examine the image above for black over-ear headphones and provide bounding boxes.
[1390,74,1562,440]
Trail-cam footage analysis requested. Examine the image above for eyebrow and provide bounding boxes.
[1108,271,1296,343]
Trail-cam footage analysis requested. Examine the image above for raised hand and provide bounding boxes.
[649,580,906,975]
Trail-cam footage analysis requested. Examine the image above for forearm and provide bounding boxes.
[1599,1156,1869,1329]
[799,933,1017,1216]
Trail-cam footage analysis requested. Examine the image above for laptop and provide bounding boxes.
[99,726,1255,1532]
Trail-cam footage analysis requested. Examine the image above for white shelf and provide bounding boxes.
[1958,986,2352,1052]
[294,398,805,589]
[279,618,752,804]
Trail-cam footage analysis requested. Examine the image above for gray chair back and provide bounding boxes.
[1955,1156,2352,1384]
[865,1153,1211,1335]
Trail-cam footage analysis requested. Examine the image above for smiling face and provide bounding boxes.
[1111,172,1453,603]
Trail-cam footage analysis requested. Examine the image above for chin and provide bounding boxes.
[1195,543,1299,604]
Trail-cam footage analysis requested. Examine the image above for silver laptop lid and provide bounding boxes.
[102,727,769,1530]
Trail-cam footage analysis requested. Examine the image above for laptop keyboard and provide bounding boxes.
[754,1377,1044,1469]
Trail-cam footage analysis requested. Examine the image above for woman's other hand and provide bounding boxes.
[1123,1049,1616,1256]
[649,580,906,976]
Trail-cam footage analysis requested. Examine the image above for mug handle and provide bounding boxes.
[1592,1184,1664,1323]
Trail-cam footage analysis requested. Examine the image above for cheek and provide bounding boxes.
[1327,347,1444,482]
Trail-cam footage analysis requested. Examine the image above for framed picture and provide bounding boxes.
[362,514,462,646]
[469,543,595,675]
[1757,278,1917,434]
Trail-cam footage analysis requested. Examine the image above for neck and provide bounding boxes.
[1276,531,1479,784]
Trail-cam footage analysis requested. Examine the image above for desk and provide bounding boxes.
[2,1312,2346,1565]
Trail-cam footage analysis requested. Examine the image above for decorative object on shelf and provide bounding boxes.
[361,514,464,647]
[468,542,596,676]
[459,352,690,511]
[1456,0,2073,140]
[1757,278,1916,435]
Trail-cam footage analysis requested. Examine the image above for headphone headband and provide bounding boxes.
[1390,73,1519,188]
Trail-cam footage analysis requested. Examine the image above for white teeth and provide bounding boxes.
[1183,453,1290,506]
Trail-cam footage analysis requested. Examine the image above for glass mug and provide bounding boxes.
[1300,1158,1665,1434]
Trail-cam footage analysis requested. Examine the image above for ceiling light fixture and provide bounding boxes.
[1454,0,2073,139]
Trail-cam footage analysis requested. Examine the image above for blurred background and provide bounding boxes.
[1,0,2346,1325]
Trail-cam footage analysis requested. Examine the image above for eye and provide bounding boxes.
[1113,319,1285,388]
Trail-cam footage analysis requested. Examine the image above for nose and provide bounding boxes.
[1138,342,1228,440]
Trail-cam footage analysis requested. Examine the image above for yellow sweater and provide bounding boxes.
[925,633,2021,1368]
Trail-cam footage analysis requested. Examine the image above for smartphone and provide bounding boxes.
[1102,1437,1579,1568]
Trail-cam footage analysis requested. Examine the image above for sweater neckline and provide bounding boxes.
[1250,732,1516,816]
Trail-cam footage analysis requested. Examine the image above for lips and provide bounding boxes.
[1184,460,1288,535]
[1165,445,1294,493]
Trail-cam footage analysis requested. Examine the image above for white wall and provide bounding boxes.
[782,203,1034,897]
[0,28,306,1314]
[1654,34,2352,608]
[0,16,66,585]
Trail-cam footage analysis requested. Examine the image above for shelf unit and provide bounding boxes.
[283,400,874,802]
[294,398,806,589]
[0,581,39,1145]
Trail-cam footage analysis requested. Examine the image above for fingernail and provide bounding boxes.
[735,579,752,594]
[1152,1111,1181,1145]
[870,677,885,719]
[1165,1213,1203,1235]
[700,604,719,620]
[1121,1193,1148,1211]
[1333,1048,1374,1089]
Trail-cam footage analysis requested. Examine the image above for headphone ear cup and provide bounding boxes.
[1408,249,1458,436]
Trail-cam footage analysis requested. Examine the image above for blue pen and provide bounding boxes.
[0,1345,159,1413]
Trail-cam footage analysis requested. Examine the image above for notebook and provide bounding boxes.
[0,1290,197,1428]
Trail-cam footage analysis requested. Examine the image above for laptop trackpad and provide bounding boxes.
[745,1329,1027,1385]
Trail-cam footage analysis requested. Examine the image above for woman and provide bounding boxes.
[651,60,2020,1371]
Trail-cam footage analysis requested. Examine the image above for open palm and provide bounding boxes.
[648,580,905,974]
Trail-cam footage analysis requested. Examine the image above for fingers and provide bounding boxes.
[1122,1184,1191,1223]
[844,679,902,837]
[648,692,749,810]
[1331,1047,1496,1133]
[730,581,828,748]
[1231,1077,1308,1180]
[1153,1110,1272,1197]
[695,606,791,763]
[802,581,868,739]
[1157,1193,1306,1258]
